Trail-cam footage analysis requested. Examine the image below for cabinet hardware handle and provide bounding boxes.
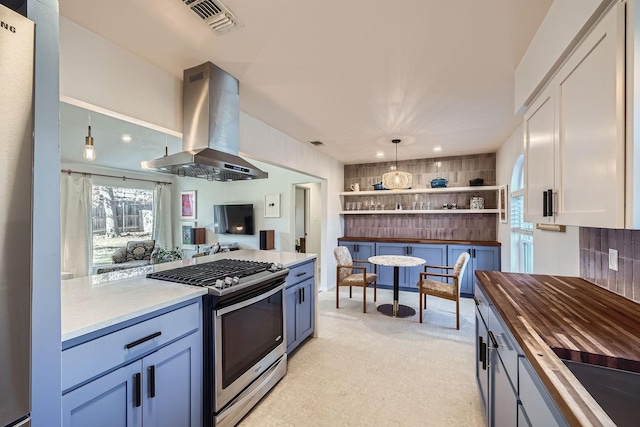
[125,331,162,349]
[302,287,305,303]
[473,249,476,258]
[481,341,487,370]
[355,244,359,252]
[473,296,480,306]
[478,337,484,362]
[133,373,142,407]
[488,330,499,348]
[547,189,554,216]
[299,288,302,304]
[148,365,156,398]
[543,191,548,217]
[295,271,307,277]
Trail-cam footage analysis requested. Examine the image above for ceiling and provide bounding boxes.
[58,0,552,166]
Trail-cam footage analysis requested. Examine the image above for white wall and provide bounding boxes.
[496,124,580,276]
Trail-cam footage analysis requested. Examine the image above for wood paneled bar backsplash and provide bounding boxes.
[343,153,497,241]
[579,227,640,303]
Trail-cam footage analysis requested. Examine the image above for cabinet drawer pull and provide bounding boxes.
[488,330,498,348]
[133,373,141,407]
[125,331,162,349]
[295,271,307,277]
[547,189,554,215]
[473,296,480,306]
[148,365,156,398]
[480,340,487,370]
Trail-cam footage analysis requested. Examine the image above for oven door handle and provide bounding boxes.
[216,283,284,317]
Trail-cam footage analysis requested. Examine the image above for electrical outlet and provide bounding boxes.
[609,248,619,271]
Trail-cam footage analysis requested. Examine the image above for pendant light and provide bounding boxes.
[83,111,96,161]
[381,139,412,190]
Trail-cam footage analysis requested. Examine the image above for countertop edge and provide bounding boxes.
[475,271,616,427]
[338,236,501,246]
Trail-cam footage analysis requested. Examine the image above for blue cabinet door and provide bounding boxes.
[475,310,489,425]
[490,350,518,427]
[448,245,472,295]
[375,243,408,286]
[297,278,315,344]
[143,332,202,427]
[409,244,446,290]
[285,284,299,353]
[474,246,500,276]
[339,241,375,274]
[62,361,143,427]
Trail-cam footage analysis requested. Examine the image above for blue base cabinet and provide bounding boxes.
[285,260,316,354]
[375,243,447,290]
[338,241,375,274]
[475,284,567,427]
[62,301,202,427]
[448,245,500,296]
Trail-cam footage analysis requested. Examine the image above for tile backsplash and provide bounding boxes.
[579,227,640,302]
[343,153,497,241]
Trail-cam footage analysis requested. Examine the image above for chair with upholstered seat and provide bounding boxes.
[417,252,470,329]
[333,246,377,313]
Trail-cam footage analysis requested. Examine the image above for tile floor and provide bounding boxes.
[240,288,484,426]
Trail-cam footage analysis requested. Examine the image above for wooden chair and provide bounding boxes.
[417,252,470,329]
[333,246,377,313]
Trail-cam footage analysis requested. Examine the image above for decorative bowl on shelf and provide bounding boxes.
[430,177,448,188]
[469,178,484,186]
[372,182,387,190]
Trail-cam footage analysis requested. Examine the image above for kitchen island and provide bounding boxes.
[475,271,640,427]
[61,249,317,427]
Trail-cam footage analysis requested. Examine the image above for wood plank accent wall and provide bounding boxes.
[344,153,497,240]
[579,227,640,303]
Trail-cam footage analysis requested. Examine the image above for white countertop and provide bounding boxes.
[61,250,316,342]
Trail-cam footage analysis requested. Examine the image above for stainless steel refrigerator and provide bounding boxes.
[0,3,34,427]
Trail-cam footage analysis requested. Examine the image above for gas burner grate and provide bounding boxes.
[147,259,272,287]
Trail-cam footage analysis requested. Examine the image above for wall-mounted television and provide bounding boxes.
[213,204,255,235]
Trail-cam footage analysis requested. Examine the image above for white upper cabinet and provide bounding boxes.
[524,3,625,228]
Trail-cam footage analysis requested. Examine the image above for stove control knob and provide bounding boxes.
[232,276,240,285]
[215,279,225,289]
[224,277,233,286]
[277,263,285,270]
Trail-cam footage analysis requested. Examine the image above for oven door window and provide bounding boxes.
[221,291,284,388]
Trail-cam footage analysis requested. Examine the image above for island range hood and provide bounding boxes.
[141,62,268,181]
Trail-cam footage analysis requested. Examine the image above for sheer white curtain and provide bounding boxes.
[153,183,173,249]
[60,173,93,277]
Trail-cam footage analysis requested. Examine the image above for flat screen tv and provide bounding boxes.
[213,204,255,235]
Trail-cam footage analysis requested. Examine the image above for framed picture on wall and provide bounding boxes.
[181,221,196,248]
[264,193,280,218]
[181,191,197,220]
[499,185,508,223]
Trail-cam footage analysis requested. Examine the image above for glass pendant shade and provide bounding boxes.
[381,139,412,189]
[83,125,96,161]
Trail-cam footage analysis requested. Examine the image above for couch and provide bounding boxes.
[95,240,159,274]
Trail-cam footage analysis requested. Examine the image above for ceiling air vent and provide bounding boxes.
[182,0,243,35]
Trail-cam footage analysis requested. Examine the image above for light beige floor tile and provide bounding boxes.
[240,288,484,427]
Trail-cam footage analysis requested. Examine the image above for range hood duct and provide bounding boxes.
[141,62,268,181]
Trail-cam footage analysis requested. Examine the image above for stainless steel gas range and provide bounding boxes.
[148,258,289,426]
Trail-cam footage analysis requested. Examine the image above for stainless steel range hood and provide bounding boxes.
[142,62,268,181]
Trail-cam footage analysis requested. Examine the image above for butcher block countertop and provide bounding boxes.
[475,271,640,427]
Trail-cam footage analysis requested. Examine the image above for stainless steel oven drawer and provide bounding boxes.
[286,261,314,288]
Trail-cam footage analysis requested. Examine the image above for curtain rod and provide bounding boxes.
[61,169,172,185]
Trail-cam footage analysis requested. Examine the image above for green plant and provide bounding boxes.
[156,246,184,263]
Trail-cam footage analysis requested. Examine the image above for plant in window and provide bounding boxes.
[155,246,184,263]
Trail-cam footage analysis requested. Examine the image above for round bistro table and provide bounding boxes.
[368,255,426,318]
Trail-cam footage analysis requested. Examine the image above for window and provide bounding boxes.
[92,185,154,265]
[510,155,533,273]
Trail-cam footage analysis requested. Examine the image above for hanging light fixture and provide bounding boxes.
[381,139,412,190]
[83,112,96,161]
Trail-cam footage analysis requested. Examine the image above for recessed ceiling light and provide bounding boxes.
[121,134,132,142]
[376,151,384,158]
[433,146,442,152]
